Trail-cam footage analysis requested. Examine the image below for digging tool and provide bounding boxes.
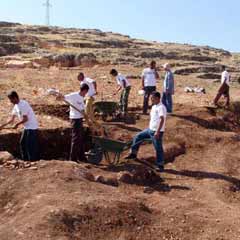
[46,89,106,136]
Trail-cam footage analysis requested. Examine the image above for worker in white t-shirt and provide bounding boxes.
[125,92,167,172]
[141,61,159,114]
[58,84,89,163]
[0,91,40,161]
[78,72,97,124]
[214,66,230,107]
[110,69,131,117]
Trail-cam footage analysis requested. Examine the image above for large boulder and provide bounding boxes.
[74,53,97,67]
[0,151,14,164]
[138,50,165,59]
[33,56,53,68]
[53,53,75,67]
[0,43,22,56]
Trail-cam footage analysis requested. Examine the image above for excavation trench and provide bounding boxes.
[0,128,92,160]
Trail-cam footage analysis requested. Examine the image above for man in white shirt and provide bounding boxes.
[0,91,40,161]
[125,92,167,172]
[214,66,230,107]
[63,84,89,162]
[141,61,159,114]
[110,69,131,117]
[78,72,97,124]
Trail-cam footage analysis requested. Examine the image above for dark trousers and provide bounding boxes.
[162,92,173,113]
[214,83,230,107]
[120,86,131,114]
[20,129,40,161]
[143,86,156,114]
[70,119,85,162]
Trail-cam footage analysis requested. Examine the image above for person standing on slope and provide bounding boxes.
[125,92,167,172]
[162,63,174,114]
[141,61,159,114]
[213,66,230,108]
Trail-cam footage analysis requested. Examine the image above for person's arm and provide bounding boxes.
[114,78,125,95]
[155,69,160,79]
[114,85,122,95]
[0,115,16,130]
[93,81,97,95]
[154,116,164,139]
[142,76,145,89]
[13,115,28,129]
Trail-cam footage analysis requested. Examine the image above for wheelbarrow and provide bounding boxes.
[88,136,132,165]
[94,101,119,121]
[87,136,153,165]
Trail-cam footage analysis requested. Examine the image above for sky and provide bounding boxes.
[1,0,240,52]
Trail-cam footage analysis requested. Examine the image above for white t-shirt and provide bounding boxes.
[64,92,85,119]
[221,70,230,86]
[81,77,96,97]
[12,100,38,130]
[142,68,157,87]
[116,74,131,88]
[149,103,167,132]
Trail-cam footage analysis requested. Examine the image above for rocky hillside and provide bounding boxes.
[0,21,238,71]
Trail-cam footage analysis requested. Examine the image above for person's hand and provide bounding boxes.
[56,94,64,101]
[12,124,19,130]
[154,132,160,140]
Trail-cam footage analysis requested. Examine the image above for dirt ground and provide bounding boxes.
[1,65,240,240]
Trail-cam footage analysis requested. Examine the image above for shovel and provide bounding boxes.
[46,89,106,136]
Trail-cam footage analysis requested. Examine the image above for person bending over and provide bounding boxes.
[0,91,40,161]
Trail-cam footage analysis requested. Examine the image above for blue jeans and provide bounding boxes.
[162,92,173,113]
[131,128,164,166]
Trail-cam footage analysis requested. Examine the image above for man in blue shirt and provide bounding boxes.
[162,63,174,113]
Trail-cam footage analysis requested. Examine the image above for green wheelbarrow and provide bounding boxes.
[90,136,132,165]
[94,101,119,121]
[89,136,153,165]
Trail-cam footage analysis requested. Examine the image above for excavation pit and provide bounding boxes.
[0,128,91,160]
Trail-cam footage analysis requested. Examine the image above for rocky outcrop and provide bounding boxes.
[5,60,33,68]
[197,73,221,80]
[0,21,20,27]
[53,53,97,68]
[174,65,225,75]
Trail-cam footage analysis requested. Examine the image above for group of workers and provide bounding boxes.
[0,60,231,173]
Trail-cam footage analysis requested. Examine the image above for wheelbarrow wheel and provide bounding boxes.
[102,114,108,122]
[86,144,103,165]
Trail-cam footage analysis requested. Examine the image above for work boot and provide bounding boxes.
[155,165,164,173]
[125,153,137,160]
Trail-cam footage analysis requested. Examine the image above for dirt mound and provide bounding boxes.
[0,161,153,240]
[48,202,151,240]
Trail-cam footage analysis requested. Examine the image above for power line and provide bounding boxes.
[43,0,52,26]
